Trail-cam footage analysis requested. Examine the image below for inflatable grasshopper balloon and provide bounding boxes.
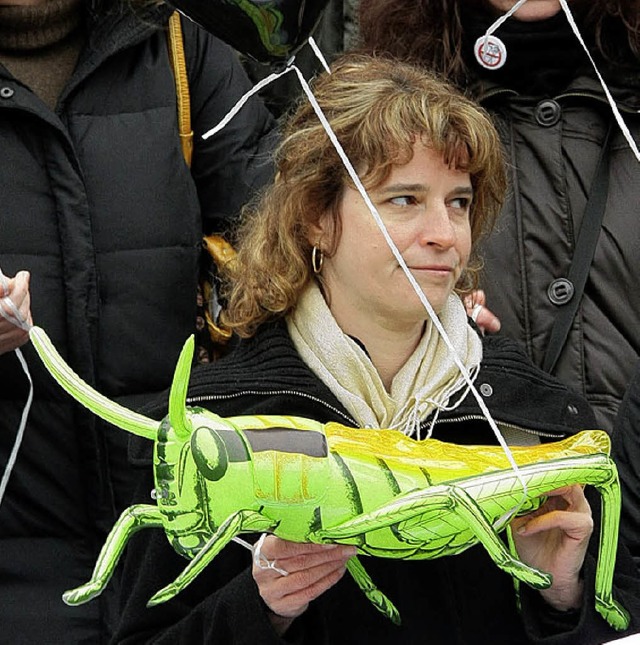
[28,327,630,630]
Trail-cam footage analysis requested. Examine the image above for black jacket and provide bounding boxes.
[0,5,275,642]
[469,44,640,432]
[113,323,640,644]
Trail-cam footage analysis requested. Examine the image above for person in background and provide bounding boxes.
[112,53,640,644]
[358,0,640,432]
[241,0,361,118]
[0,0,275,640]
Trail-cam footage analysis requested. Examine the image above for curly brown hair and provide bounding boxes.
[358,0,640,87]
[222,53,507,337]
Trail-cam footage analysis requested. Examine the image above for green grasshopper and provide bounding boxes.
[29,326,630,630]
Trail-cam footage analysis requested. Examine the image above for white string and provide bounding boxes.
[202,65,297,141]
[558,0,640,161]
[250,532,289,576]
[0,269,33,508]
[308,36,331,74]
[483,0,530,37]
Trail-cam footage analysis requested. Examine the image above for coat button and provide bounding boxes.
[479,383,493,397]
[547,277,575,305]
[0,87,15,99]
[535,99,561,126]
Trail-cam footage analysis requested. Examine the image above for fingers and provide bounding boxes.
[516,508,593,540]
[263,554,351,618]
[515,485,593,540]
[253,536,356,621]
[1,271,32,324]
[0,272,32,354]
[463,290,501,334]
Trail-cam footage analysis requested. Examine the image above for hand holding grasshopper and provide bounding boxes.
[0,271,32,355]
[511,484,593,611]
[253,535,356,634]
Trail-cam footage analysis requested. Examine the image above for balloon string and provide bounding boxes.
[558,0,640,161]
[0,268,34,508]
[483,0,529,37]
[202,65,296,140]
[308,36,330,74]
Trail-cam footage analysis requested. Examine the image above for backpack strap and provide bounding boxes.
[166,15,234,357]
[167,12,194,167]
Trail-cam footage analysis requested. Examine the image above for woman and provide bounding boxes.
[113,54,639,644]
[0,0,275,640]
[358,0,640,433]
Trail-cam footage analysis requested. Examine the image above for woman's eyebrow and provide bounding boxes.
[378,183,428,194]
[377,184,474,195]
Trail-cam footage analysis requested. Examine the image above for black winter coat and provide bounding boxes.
[113,323,640,644]
[0,5,275,643]
[475,68,640,433]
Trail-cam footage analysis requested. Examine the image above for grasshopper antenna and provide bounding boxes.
[29,326,157,441]
[168,335,195,439]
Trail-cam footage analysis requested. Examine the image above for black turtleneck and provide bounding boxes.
[0,0,85,109]
[461,7,591,96]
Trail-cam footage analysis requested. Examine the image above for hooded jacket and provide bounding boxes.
[113,322,640,644]
[464,15,640,433]
[0,5,275,642]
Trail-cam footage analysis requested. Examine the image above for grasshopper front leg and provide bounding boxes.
[346,556,401,625]
[63,504,164,605]
[148,509,276,606]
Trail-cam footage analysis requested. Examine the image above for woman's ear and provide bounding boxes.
[307,211,332,247]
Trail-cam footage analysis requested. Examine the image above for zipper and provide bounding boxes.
[189,391,565,441]
[427,413,566,440]
[187,389,356,426]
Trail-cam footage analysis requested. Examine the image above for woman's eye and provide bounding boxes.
[389,195,416,206]
[449,197,470,210]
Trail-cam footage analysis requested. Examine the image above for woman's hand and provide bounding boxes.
[252,535,357,635]
[0,271,32,355]
[464,290,501,334]
[510,484,593,611]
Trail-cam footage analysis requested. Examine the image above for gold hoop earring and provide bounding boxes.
[311,246,324,274]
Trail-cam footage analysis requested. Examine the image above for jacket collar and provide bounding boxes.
[473,65,640,112]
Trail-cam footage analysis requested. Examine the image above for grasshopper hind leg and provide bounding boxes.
[592,464,631,631]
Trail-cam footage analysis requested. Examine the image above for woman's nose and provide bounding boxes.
[418,206,456,247]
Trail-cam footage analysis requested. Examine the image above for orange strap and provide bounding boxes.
[167,12,194,167]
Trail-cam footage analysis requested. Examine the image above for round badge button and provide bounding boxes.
[474,35,507,70]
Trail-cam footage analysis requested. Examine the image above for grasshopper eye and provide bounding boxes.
[191,427,229,481]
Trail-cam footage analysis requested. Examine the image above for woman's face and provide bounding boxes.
[315,143,472,335]
[483,0,564,21]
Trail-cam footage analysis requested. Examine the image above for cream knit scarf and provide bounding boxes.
[287,282,482,437]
